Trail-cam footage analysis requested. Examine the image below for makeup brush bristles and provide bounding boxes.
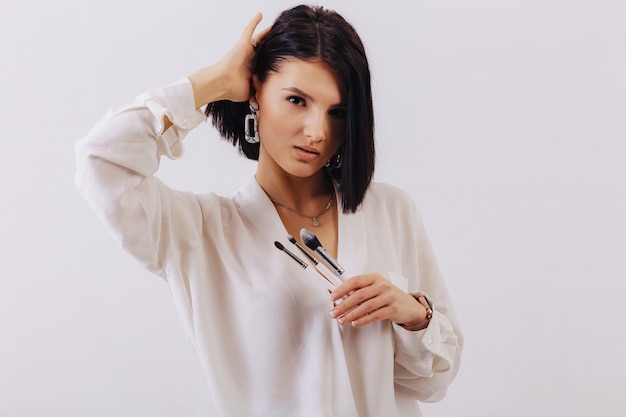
[274,240,307,269]
[299,228,321,251]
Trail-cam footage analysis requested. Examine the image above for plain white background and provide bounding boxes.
[1,0,625,415]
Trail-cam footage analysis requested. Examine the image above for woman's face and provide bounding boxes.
[253,59,347,180]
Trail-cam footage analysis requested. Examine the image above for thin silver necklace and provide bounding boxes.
[269,194,334,227]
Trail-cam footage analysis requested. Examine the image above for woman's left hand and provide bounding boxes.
[329,273,427,328]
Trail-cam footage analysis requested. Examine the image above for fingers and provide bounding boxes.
[253,25,272,46]
[242,13,271,46]
[329,274,423,328]
[329,273,383,304]
[332,295,393,327]
[329,274,371,301]
[241,13,272,51]
[329,274,393,327]
[241,13,263,42]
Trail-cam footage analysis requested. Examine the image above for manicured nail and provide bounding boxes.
[330,309,338,318]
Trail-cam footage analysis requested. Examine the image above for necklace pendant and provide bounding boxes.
[312,217,319,227]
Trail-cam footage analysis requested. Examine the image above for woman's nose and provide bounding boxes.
[303,111,327,142]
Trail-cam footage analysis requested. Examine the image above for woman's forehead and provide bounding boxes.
[263,58,346,104]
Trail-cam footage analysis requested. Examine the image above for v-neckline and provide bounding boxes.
[237,177,345,265]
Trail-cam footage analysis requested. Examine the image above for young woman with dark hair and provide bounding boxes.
[208,5,374,213]
[76,5,462,416]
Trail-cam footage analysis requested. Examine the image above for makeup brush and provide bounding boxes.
[274,241,307,269]
[300,228,345,278]
[274,240,336,291]
[288,235,342,287]
[287,235,318,264]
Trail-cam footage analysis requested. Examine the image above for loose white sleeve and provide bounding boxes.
[386,193,463,403]
[75,78,208,277]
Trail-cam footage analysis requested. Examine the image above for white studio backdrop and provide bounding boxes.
[1,0,625,416]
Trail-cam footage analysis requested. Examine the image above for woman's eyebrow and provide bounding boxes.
[282,87,313,101]
[282,87,346,107]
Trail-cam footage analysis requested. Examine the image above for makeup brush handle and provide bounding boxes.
[315,262,344,286]
[316,247,345,276]
[305,266,335,292]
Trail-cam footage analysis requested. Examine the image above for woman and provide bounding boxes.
[76,5,462,416]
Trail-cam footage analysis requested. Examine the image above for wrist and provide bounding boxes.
[188,65,230,108]
[397,292,433,331]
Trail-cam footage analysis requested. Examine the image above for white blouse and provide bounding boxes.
[75,78,462,417]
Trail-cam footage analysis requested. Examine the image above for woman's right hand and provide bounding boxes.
[188,13,271,108]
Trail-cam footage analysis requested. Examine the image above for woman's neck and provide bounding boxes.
[256,169,334,211]
[255,155,339,257]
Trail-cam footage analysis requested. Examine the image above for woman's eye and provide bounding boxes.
[288,96,305,106]
[329,108,347,119]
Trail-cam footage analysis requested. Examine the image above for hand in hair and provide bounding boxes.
[188,13,271,109]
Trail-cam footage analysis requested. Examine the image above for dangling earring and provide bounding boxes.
[244,102,260,144]
[334,153,343,168]
[325,153,343,169]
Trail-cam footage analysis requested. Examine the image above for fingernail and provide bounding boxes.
[330,309,338,318]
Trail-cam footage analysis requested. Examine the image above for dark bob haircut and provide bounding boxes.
[206,5,375,213]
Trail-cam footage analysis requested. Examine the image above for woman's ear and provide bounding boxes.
[250,75,260,103]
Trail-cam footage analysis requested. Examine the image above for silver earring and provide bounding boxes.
[334,153,343,168]
[325,153,343,169]
[244,102,260,144]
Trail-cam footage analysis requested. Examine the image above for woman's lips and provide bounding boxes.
[294,146,320,162]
